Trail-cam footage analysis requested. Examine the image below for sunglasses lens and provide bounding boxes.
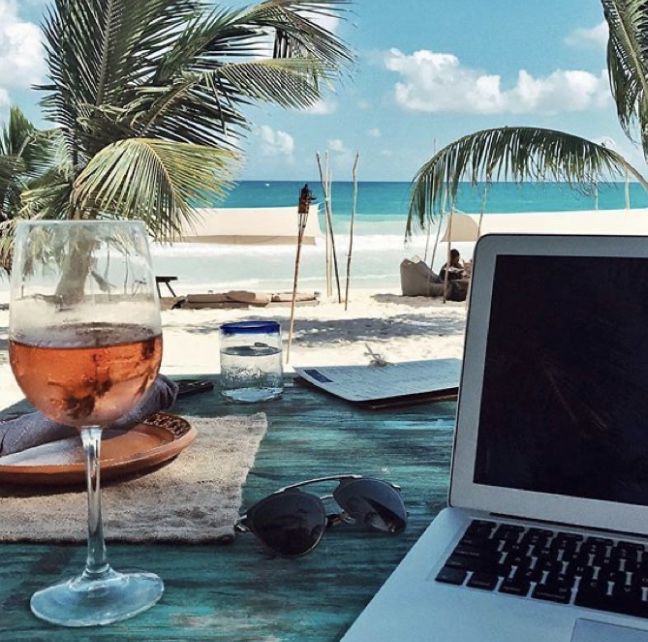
[334,479,407,534]
[247,491,326,556]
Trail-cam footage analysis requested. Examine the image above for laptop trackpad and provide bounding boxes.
[572,619,648,641]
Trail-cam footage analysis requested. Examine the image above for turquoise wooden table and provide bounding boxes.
[0,376,456,641]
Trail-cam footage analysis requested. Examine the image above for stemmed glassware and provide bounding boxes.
[9,220,164,626]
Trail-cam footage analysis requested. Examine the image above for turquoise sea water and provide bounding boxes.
[150,181,648,293]
[221,180,648,232]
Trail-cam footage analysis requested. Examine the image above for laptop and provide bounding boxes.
[342,234,648,642]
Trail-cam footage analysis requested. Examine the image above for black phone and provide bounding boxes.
[176,379,214,397]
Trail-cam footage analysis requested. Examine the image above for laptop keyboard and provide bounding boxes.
[435,519,648,618]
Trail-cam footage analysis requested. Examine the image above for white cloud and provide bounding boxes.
[565,21,608,48]
[368,127,381,138]
[385,48,610,115]
[380,149,393,157]
[325,139,355,173]
[258,125,295,159]
[305,98,337,115]
[357,99,371,110]
[327,138,348,154]
[0,1,45,90]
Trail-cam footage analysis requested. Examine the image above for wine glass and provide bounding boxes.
[9,220,164,627]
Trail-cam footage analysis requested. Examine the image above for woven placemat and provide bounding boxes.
[0,413,267,543]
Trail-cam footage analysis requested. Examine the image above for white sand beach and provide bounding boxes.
[0,289,467,410]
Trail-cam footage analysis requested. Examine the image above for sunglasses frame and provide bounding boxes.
[236,474,404,555]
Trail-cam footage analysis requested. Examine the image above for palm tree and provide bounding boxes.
[407,0,648,233]
[5,0,352,246]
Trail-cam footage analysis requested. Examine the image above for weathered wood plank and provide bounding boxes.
[0,376,455,640]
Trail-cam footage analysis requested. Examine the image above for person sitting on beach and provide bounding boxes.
[440,249,465,281]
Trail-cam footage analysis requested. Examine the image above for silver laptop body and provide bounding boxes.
[343,235,648,642]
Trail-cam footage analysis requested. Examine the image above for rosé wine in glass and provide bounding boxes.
[10,324,162,428]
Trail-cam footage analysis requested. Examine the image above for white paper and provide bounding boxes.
[294,358,461,402]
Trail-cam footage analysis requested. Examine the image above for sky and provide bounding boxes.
[0,0,642,182]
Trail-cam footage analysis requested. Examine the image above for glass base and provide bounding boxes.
[30,568,164,627]
[222,386,283,403]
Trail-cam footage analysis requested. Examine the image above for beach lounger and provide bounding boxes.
[172,291,319,309]
[400,258,445,297]
[155,276,178,297]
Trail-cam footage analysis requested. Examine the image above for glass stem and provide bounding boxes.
[81,427,110,579]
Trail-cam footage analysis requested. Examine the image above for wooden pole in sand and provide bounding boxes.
[344,153,360,310]
[328,161,335,296]
[325,157,332,297]
[317,152,343,303]
[287,184,312,363]
[466,186,489,310]
[429,189,447,271]
[442,207,454,304]
[625,171,631,209]
[476,184,489,239]
[423,140,437,265]
[423,226,433,264]
[320,153,332,297]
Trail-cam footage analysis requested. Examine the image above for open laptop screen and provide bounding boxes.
[473,253,648,505]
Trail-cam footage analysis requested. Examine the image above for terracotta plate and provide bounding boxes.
[0,412,196,486]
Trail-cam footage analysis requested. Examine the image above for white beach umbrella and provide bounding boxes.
[176,206,322,246]
[440,208,648,242]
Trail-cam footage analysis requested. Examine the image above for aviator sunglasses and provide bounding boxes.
[236,474,407,557]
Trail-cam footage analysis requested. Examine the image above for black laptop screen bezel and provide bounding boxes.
[449,234,648,534]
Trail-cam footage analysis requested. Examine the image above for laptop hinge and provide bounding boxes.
[490,511,648,540]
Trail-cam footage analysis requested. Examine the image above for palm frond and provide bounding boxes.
[0,155,24,219]
[20,168,76,221]
[0,218,26,274]
[72,138,238,238]
[1,107,34,156]
[250,0,352,69]
[0,107,59,219]
[156,1,351,73]
[0,107,56,180]
[407,126,648,235]
[212,57,333,107]
[133,57,331,144]
[0,156,23,188]
[127,77,248,148]
[603,0,648,153]
[151,0,351,104]
[39,0,203,160]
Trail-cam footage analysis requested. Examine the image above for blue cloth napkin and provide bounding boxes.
[0,375,178,457]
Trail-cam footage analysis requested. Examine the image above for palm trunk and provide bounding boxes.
[54,227,96,306]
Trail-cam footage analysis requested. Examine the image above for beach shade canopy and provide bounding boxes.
[440,208,648,242]
[441,208,648,243]
[176,206,322,245]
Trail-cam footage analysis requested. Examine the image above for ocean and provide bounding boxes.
[150,181,648,294]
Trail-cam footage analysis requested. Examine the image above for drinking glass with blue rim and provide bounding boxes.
[219,321,283,402]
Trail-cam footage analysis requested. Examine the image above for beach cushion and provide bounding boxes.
[447,279,469,302]
[226,291,272,304]
[400,258,443,297]
[271,292,318,303]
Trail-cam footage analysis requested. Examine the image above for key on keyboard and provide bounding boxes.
[434,519,648,619]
